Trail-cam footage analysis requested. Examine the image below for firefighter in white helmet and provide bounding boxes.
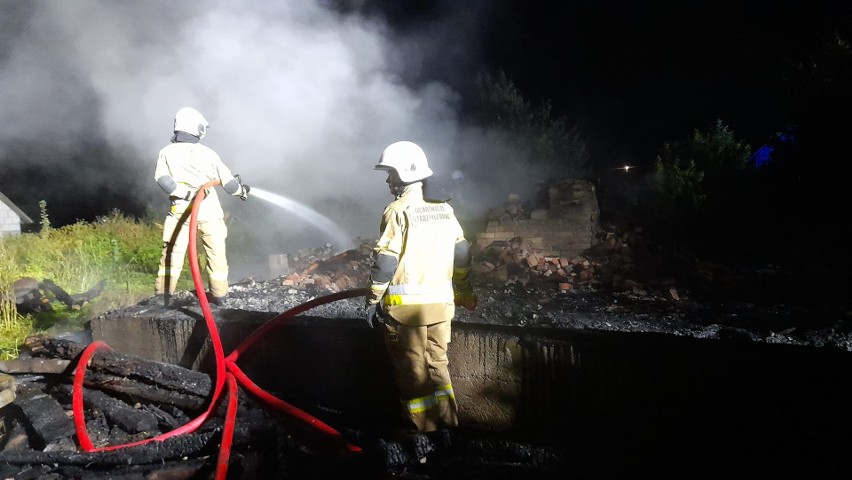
[366,140,476,449]
[152,107,250,306]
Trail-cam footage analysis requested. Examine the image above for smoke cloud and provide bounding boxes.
[0,1,533,280]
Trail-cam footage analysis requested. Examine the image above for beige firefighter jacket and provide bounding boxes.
[368,182,470,324]
[154,141,241,222]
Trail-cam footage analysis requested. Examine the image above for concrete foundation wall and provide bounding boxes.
[90,307,852,442]
[90,307,583,433]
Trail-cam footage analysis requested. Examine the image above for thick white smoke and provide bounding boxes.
[0,1,529,279]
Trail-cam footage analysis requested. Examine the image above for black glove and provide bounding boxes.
[234,174,250,201]
[365,303,382,329]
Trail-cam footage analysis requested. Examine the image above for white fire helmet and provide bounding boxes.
[375,141,433,183]
[173,107,208,138]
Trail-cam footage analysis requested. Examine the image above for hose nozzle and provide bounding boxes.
[234,174,250,201]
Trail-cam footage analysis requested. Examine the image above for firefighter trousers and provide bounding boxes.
[155,214,230,298]
[383,314,458,432]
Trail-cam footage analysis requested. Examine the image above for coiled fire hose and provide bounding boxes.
[71,180,365,479]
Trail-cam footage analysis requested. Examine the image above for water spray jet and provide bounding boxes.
[249,187,356,252]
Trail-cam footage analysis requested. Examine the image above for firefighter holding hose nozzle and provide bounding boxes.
[152,107,250,307]
[366,141,476,456]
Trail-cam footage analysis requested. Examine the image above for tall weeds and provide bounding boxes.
[0,209,181,357]
[0,242,35,359]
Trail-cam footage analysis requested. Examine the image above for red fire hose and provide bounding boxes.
[71,180,365,479]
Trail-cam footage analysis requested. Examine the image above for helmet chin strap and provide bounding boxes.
[389,180,423,198]
[389,182,406,197]
[386,169,406,197]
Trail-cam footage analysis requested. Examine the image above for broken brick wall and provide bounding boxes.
[475,179,601,257]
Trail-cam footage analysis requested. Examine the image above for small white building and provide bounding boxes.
[0,192,34,236]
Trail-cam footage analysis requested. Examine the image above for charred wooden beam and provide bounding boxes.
[0,457,208,480]
[54,384,159,434]
[14,393,76,447]
[39,279,75,308]
[31,337,212,401]
[0,431,217,466]
[0,358,72,375]
[141,402,185,431]
[73,370,208,410]
[36,337,212,394]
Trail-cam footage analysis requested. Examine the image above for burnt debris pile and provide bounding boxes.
[0,338,273,478]
[0,337,573,479]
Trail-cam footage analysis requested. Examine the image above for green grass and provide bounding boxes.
[0,209,197,358]
[0,293,34,360]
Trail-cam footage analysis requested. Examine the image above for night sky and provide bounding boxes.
[454,0,849,162]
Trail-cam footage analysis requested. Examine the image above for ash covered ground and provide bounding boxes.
[183,230,852,353]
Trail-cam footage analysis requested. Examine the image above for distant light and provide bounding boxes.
[622,165,631,173]
[750,145,774,168]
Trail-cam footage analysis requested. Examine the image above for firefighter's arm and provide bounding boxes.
[214,155,249,200]
[222,174,250,200]
[369,252,397,302]
[156,176,192,200]
[365,208,402,328]
[155,156,192,200]
[453,238,477,311]
[367,207,402,306]
[366,251,396,328]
